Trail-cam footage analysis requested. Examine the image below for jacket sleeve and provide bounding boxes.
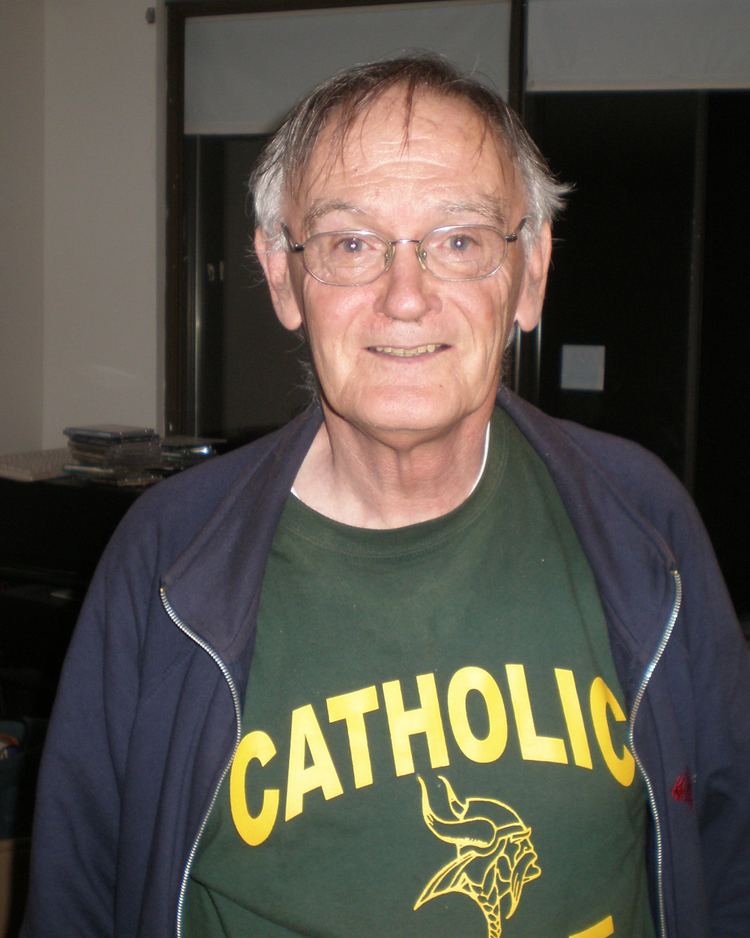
[550,414,750,934]
[674,503,750,936]
[609,438,750,934]
[20,518,152,937]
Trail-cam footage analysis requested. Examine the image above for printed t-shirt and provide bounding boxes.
[185,409,655,938]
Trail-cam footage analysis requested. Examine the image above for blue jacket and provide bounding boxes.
[22,392,750,937]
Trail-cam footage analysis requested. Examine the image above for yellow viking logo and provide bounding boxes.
[415,776,541,938]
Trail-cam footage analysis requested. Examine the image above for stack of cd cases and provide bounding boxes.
[63,424,162,485]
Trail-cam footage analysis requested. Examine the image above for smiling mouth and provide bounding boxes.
[370,343,447,358]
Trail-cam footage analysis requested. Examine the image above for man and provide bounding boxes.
[23,56,750,937]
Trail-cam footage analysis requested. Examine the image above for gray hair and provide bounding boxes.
[250,54,569,248]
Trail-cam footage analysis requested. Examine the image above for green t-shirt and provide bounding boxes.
[186,410,655,938]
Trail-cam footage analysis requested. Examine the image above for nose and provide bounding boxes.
[378,239,433,322]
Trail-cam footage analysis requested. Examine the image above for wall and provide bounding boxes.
[0,1,45,455]
[41,0,164,447]
[0,1,164,455]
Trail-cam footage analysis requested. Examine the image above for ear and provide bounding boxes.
[254,228,304,331]
[513,221,552,332]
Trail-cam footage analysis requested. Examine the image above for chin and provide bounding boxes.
[342,389,468,438]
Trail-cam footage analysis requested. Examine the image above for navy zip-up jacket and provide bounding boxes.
[22,391,750,937]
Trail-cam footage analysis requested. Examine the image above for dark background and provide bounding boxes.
[528,90,749,618]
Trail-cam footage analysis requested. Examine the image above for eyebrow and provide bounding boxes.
[301,195,510,234]
[302,200,363,234]
[437,198,510,226]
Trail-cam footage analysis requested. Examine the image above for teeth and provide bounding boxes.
[373,344,442,357]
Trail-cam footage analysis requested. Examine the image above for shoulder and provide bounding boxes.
[555,416,690,516]
[498,389,693,534]
[103,406,322,572]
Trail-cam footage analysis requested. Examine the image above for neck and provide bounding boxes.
[292,402,494,529]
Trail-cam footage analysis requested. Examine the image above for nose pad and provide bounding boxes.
[383,242,397,274]
[383,239,427,275]
[379,239,433,321]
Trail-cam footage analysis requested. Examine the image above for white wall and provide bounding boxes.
[41,0,164,447]
[0,1,45,455]
[0,1,164,454]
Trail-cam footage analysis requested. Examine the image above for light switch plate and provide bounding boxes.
[560,344,606,391]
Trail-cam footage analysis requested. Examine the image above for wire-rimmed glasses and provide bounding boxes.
[281,218,528,286]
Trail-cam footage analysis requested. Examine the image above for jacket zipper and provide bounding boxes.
[628,567,682,938]
[159,586,243,938]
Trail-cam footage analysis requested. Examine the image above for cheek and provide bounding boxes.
[301,293,371,384]
[302,284,375,343]
[462,286,513,353]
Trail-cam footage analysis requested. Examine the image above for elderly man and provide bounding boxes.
[23,57,750,938]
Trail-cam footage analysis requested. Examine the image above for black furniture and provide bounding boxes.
[0,478,138,717]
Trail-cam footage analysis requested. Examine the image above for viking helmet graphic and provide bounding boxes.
[415,776,541,938]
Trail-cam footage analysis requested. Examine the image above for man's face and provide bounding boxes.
[260,89,550,445]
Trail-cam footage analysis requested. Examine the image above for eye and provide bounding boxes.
[447,233,477,252]
[338,236,366,254]
[429,228,484,257]
[327,233,381,257]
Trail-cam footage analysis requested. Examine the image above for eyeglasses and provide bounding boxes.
[281,218,527,286]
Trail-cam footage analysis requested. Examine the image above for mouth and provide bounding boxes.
[369,343,448,358]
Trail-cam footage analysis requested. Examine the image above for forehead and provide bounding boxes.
[289,89,522,228]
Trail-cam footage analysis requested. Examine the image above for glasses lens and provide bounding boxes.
[421,226,507,281]
[304,231,387,285]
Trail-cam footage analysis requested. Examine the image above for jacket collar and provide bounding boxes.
[161,404,322,665]
[496,388,678,697]
[162,390,677,700]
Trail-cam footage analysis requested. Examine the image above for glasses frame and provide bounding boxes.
[281,218,528,286]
